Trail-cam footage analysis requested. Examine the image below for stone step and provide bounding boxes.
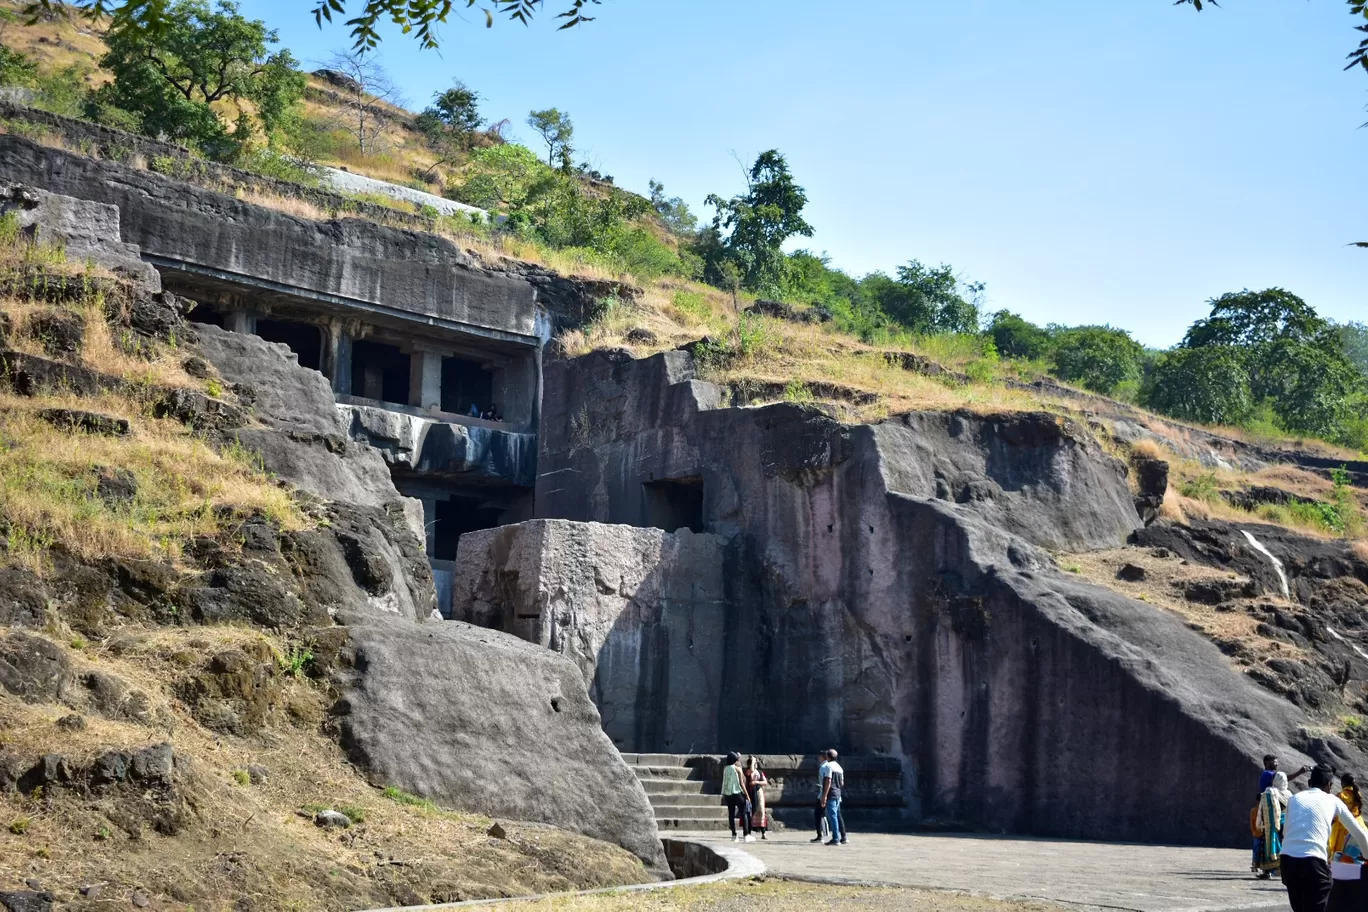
[648,804,728,820]
[627,766,712,782]
[620,753,694,766]
[648,794,725,810]
[639,779,715,796]
[656,817,733,831]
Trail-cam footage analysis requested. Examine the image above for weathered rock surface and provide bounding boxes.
[454,520,726,752]
[340,401,536,487]
[0,180,160,292]
[520,349,1354,845]
[332,619,669,877]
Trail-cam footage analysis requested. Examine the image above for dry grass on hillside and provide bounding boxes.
[0,236,303,570]
[0,625,647,911]
[1058,548,1291,660]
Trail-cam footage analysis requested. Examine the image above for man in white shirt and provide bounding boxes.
[1281,765,1368,912]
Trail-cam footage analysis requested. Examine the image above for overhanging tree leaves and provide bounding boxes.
[93,0,304,153]
[28,0,600,51]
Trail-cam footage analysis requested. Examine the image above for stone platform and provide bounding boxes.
[680,830,1285,912]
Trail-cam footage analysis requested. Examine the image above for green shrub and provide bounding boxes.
[338,804,367,824]
[1179,472,1220,504]
[382,786,439,812]
[783,380,814,404]
[237,149,321,187]
[232,769,250,786]
[8,817,29,836]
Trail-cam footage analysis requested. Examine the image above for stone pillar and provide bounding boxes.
[326,323,353,395]
[409,349,444,412]
[421,496,439,557]
[223,309,256,335]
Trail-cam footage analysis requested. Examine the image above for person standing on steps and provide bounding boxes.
[1280,765,1368,912]
[746,756,769,840]
[720,751,753,843]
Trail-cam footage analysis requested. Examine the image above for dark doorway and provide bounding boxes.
[643,477,705,533]
[441,355,495,416]
[432,496,505,561]
[257,318,323,372]
[350,340,411,406]
[186,306,224,327]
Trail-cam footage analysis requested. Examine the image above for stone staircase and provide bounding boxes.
[623,752,907,833]
[623,753,730,831]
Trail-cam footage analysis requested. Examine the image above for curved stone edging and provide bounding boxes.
[360,838,766,912]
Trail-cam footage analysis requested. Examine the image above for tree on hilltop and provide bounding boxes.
[527,108,574,167]
[703,150,814,295]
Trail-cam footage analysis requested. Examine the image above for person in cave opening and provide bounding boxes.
[720,751,753,843]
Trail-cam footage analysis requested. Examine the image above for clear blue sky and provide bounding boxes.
[236,0,1368,348]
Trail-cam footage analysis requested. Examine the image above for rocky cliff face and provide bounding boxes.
[0,178,669,894]
[516,348,1356,845]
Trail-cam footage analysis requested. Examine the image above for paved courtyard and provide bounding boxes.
[681,831,1288,912]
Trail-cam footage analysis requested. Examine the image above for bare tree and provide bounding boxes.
[317,50,405,156]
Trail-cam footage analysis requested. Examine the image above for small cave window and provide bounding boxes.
[186,306,224,328]
[256,318,323,373]
[350,340,411,406]
[643,477,705,534]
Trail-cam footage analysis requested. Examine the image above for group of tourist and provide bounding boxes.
[1252,754,1368,912]
[719,749,849,846]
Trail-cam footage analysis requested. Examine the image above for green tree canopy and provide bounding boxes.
[93,0,304,153]
[867,260,981,335]
[1050,325,1146,395]
[703,149,814,294]
[1172,289,1362,438]
[986,310,1052,360]
[1143,345,1254,426]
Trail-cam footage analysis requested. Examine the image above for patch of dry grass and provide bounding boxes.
[458,878,1066,912]
[1060,548,1293,658]
[0,625,647,911]
[0,235,304,570]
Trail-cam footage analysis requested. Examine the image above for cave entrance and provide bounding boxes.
[643,477,705,534]
[441,355,495,417]
[350,340,411,406]
[186,306,225,328]
[432,496,506,562]
[256,318,324,373]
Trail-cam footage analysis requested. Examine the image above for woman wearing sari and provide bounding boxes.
[1330,772,1365,862]
[1254,771,1291,879]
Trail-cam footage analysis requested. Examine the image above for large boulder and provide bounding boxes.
[194,326,434,622]
[331,619,668,877]
[453,520,726,752]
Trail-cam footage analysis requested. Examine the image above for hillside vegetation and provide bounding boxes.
[0,0,1364,556]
